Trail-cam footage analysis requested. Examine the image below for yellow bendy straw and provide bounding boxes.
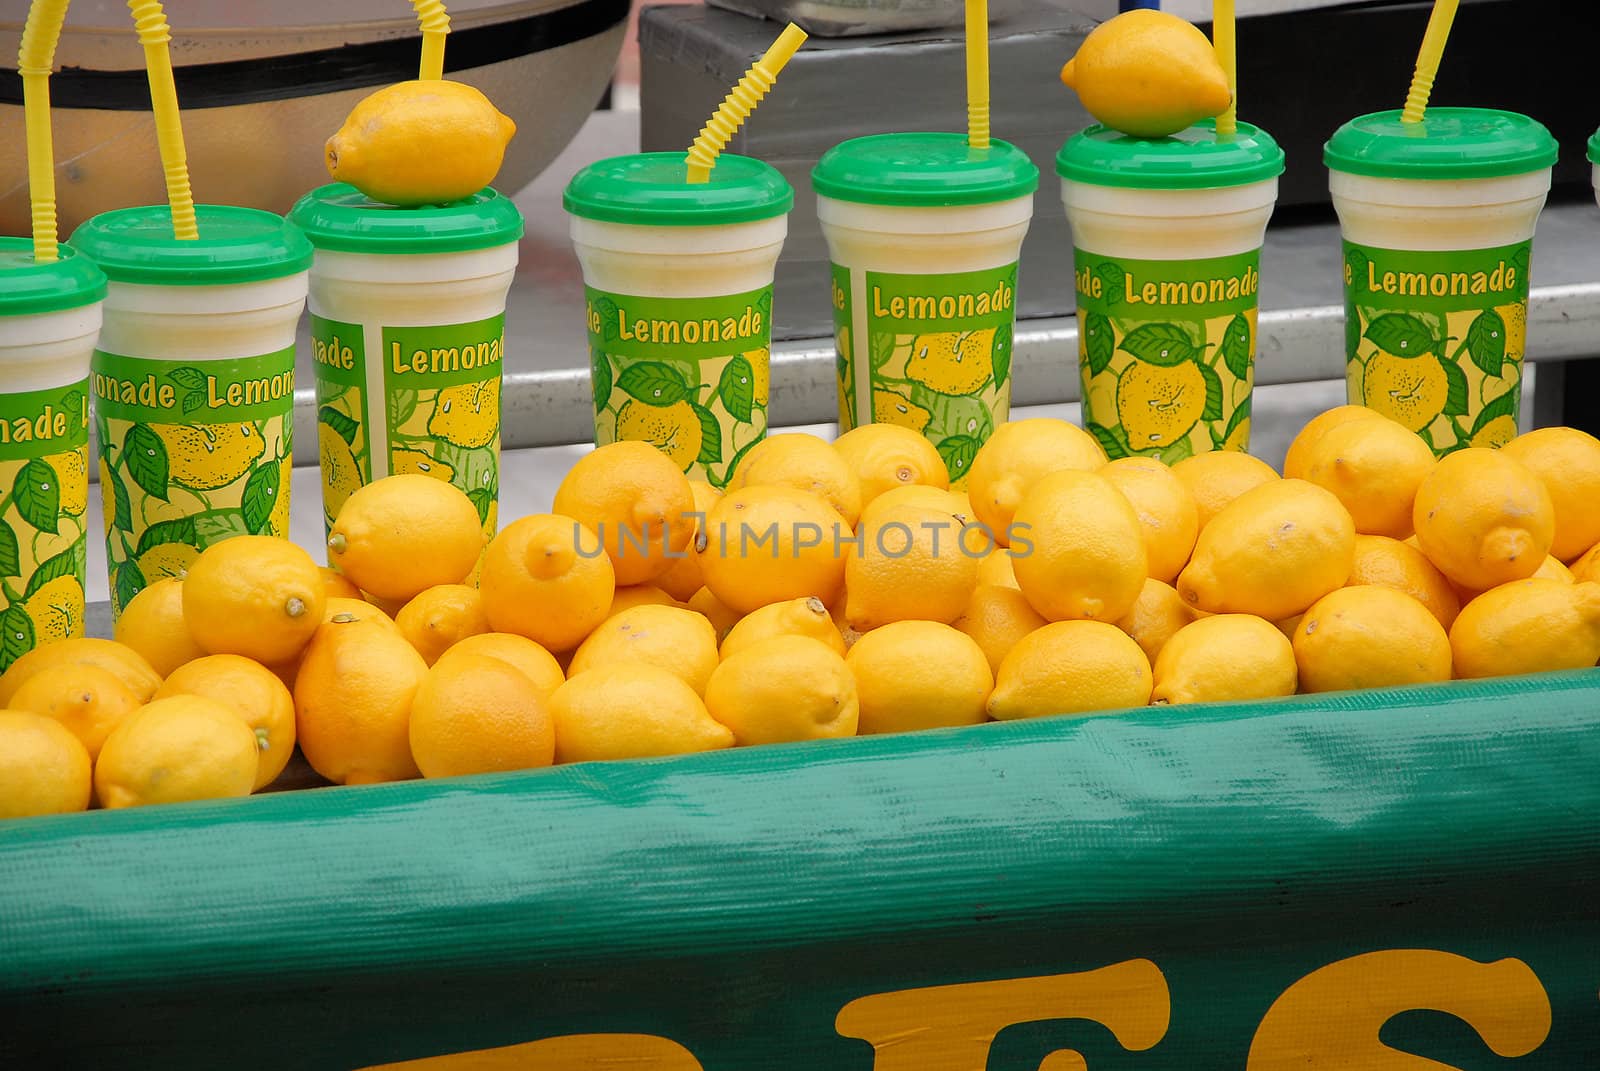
[18,0,70,262]
[685,23,807,184]
[128,0,197,239]
[1213,0,1237,137]
[965,0,990,150]
[1401,0,1460,124]
[412,0,450,81]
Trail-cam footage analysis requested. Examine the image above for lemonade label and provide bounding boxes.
[832,263,1018,488]
[1073,249,1259,463]
[0,380,90,670]
[586,287,771,488]
[310,315,371,533]
[93,348,294,616]
[1343,241,1531,455]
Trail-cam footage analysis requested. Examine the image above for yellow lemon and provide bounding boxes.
[94,696,259,809]
[977,548,1021,590]
[1116,361,1207,452]
[967,418,1107,545]
[1282,405,1386,480]
[847,621,991,735]
[833,423,950,510]
[391,448,455,481]
[1011,470,1147,622]
[869,484,973,519]
[329,474,484,601]
[1347,534,1461,630]
[1412,447,1554,591]
[266,592,402,697]
[551,664,733,762]
[953,584,1047,674]
[1572,541,1600,584]
[479,514,616,653]
[154,423,265,490]
[319,566,364,600]
[43,449,88,517]
[11,663,141,761]
[699,485,848,615]
[409,651,554,779]
[0,636,161,707]
[1501,427,1600,562]
[655,480,722,602]
[845,496,982,630]
[395,584,490,666]
[1301,417,1434,538]
[136,541,201,582]
[569,604,719,696]
[1059,9,1231,138]
[427,377,499,449]
[554,440,699,587]
[988,620,1152,720]
[730,433,863,527]
[703,636,858,745]
[1362,350,1449,432]
[1169,450,1280,530]
[686,585,741,641]
[24,573,84,645]
[114,577,206,676]
[872,389,932,433]
[1114,577,1196,666]
[318,424,363,521]
[1178,479,1356,620]
[183,535,325,665]
[1294,585,1453,692]
[1151,614,1297,705]
[606,584,680,618]
[905,329,995,397]
[155,654,296,790]
[1535,556,1575,584]
[721,596,845,659]
[326,79,516,206]
[1451,579,1600,679]
[0,710,91,818]
[1100,456,1200,583]
[295,617,428,785]
[445,633,565,698]
[615,399,703,473]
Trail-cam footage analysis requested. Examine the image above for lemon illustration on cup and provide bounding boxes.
[23,573,84,644]
[392,448,456,481]
[1362,348,1449,432]
[873,389,932,432]
[1117,361,1207,451]
[617,399,702,472]
[428,378,500,449]
[41,451,87,517]
[154,424,265,490]
[906,329,995,397]
[319,423,363,523]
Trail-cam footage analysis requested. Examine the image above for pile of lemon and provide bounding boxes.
[4,408,1600,820]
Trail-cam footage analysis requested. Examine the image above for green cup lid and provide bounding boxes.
[1056,120,1285,190]
[1589,126,1600,165]
[811,133,1039,207]
[70,205,312,287]
[289,183,525,254]
[0,237,107,316]
[1324,108,1558,180]
[564,153,793,226]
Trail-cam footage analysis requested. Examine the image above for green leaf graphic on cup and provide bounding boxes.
[1222,394,1252,448]
[590,347,613,411]
[1198,361,1224,422]
[1463,308,1507,377]
[168,366,207,391]
[936,434,981,483]
[319,406,360,446]
[0,527,19,578]
[0,605,34,672]
[389,388,418,430]
[598,297,620,343]
[1220,313,1252,380]
[1094,261,1126,306]
[24,548,76,600]
[1159,436,1195,466]
[138,517,198,555]
[11,459,60,532]
[1471,387,1520,437]
[192,509,249,549]
[1117,322,1197,367]
[1083,312,1115,375]
[123,424,171,501]
[108,463,133,532]
[693,403,722,465]
[1363,313,1438,358]
[868,332,895,374]
[1085,422,1130,460]
[1437,353,1470,417]
[241,462,281,535]
[717,356,756,422]
[618,363,691,407]
[113,560,146,616]
[992,323,1014,390]
[1345,248,1371,295]
[467,487,495,526]
[180,392,207,415]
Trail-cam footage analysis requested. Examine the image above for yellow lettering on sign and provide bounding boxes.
[356,1033,704,1070]
[834,959,1170,1071]
[1246,950,1550,1069]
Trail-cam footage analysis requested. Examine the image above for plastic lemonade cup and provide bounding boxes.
[287,185,524,536]
[812,133,1038,487]
[1056,120,1283,462]
[1591,126,1600,208]
[0,240,105,666]
[564,154,792,487]
[1325,108,1556,453]
[70,207,310,616]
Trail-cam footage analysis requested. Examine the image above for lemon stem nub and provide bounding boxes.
[328,533,347,555]
[805,597,827,615]
[285,597,307,619]
[255,728,271,751]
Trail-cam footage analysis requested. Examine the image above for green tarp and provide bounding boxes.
[2,671,1597,1068]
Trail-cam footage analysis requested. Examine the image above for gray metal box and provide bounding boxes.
[640,2,1096,340]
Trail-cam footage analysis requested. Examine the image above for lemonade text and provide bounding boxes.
[391,335,504,376]
[0,405,75,445]
[1078,265,1259,306]
[313,335,357,370]
[595,305,765,347]
[872,282,1013,321]
[1359,259,1518,298]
